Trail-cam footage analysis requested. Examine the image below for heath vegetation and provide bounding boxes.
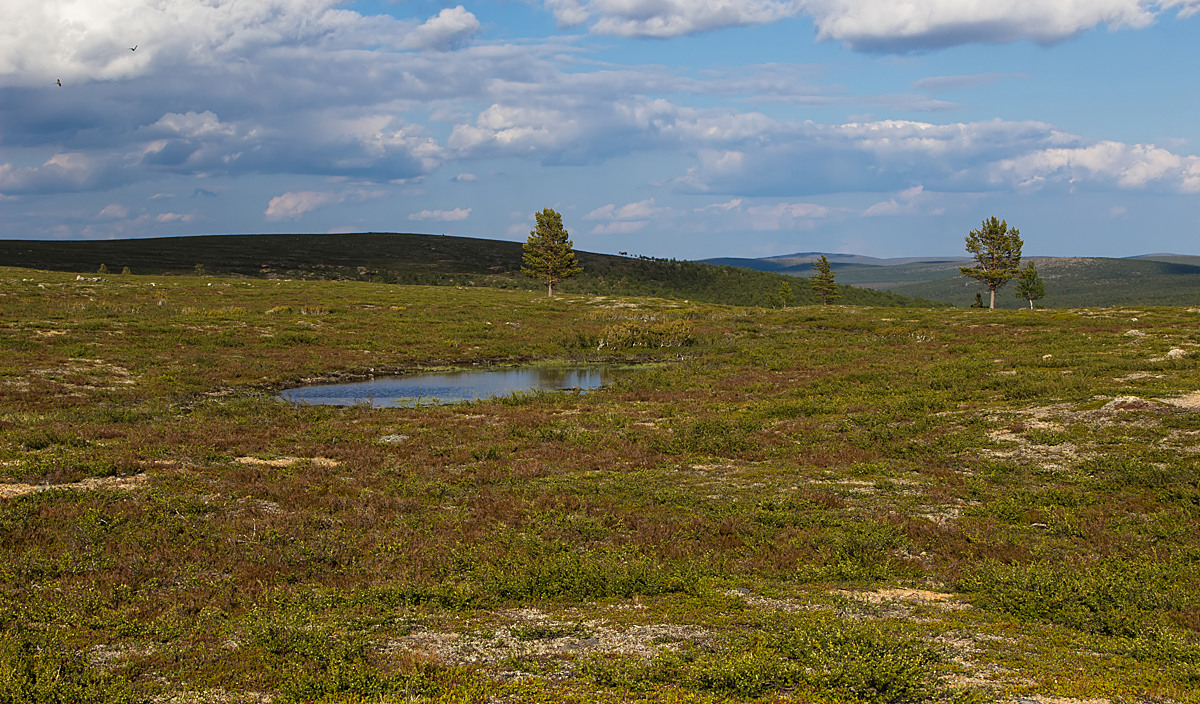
[1,266,1198,703]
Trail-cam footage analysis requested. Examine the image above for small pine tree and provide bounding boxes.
[121,266,131,275]
[97,263,108,275]
[522,208,582,297]
[960,216,1023,310]
[1015,261,1046,310]
[810,255,839,305]
[194,263,206,277]
[777,280,794,308]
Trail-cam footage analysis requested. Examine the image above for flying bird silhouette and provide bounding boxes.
[130,44,137,51]
[56,79,62,86]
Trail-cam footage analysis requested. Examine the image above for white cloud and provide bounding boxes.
[990,141,1200,193]
[148,111,236,138]
[591,220,649,235]
[156,211,196,223]
[548,0,803,38]
[540,0,1200,49]
[584,199,661,220]
[97,203,129,219]
[409,208,471,222]
[451,173,478,182]
[743,201,831,230]
[398,6,480,51]
[264,190,341,220]
[862,185,935,216]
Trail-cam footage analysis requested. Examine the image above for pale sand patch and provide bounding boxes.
[1162,391,1200,410]
[834,587,969,610]
[0,473,149,500]
[234,456,340,468]
[387,607,710,667]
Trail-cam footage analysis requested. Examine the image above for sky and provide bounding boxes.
[2,1,1200,259]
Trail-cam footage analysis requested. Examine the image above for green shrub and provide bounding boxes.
[0,626,136,704]
[957,558,1191,638]
[597,319,696,350]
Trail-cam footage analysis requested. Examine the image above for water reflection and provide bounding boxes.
[279,364,623,407]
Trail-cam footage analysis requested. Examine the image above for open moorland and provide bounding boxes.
[2,267,1199,703]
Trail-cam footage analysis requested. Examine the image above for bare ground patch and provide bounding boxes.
[0,472,149,499]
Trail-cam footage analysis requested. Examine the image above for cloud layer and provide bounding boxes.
[543,0,1200,47]
[1,0,1198,252]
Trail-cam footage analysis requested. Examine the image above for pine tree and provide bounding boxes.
[810,255,839,305]
[522,208,582,297]
[1015,261,1046,310]
[960,216,1023,310]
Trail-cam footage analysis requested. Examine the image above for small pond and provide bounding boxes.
[278,364,632,407]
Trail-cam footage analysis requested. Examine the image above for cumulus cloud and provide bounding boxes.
[990,141,1200,192]
[264,191,341,221]
[409,208,471,222]
[398,6,480,51]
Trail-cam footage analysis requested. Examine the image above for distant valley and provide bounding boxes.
[705,252,1200,308]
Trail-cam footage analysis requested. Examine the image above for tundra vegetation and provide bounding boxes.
[1,266,1199,703]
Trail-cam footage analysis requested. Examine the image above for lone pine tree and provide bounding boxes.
[810,254,839,305]
[960,216,1023,310]
[1015,261,1046,310]
[522,208,582,297]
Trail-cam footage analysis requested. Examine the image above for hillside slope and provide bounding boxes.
[708,251,1200,308]
[0,233,940,308]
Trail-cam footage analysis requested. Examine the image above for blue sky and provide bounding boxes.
[2,1,1199,259]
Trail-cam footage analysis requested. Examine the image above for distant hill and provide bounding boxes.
[704,252,1200,308]
[0,233,940,309]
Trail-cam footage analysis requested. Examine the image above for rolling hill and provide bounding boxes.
[704,252,1200,308]
[0,233,939,309]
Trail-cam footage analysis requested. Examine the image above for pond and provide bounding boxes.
[278,363,631,407]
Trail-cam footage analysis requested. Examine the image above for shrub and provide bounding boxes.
[0,626,137,704]
[957,558,1191,638]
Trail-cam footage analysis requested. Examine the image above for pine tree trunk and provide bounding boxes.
[989,289,996,310]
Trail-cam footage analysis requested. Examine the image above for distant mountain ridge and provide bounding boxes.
[703,252,1200,308]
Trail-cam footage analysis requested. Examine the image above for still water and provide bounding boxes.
[278,364,626,407]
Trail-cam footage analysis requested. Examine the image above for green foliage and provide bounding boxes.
[1014,261,1046,309]
[959,216,1023,309]
[957,558,1192,638]
[597,319,696,350]
[0,626,136,703]
[585,616,955,703]
[810,254,840,305]
[522,208,583,297]
[478,544,697,601]
[96,263,108,275]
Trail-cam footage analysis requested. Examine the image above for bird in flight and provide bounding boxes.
[130,44,138,51]
[56,79,62,86]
